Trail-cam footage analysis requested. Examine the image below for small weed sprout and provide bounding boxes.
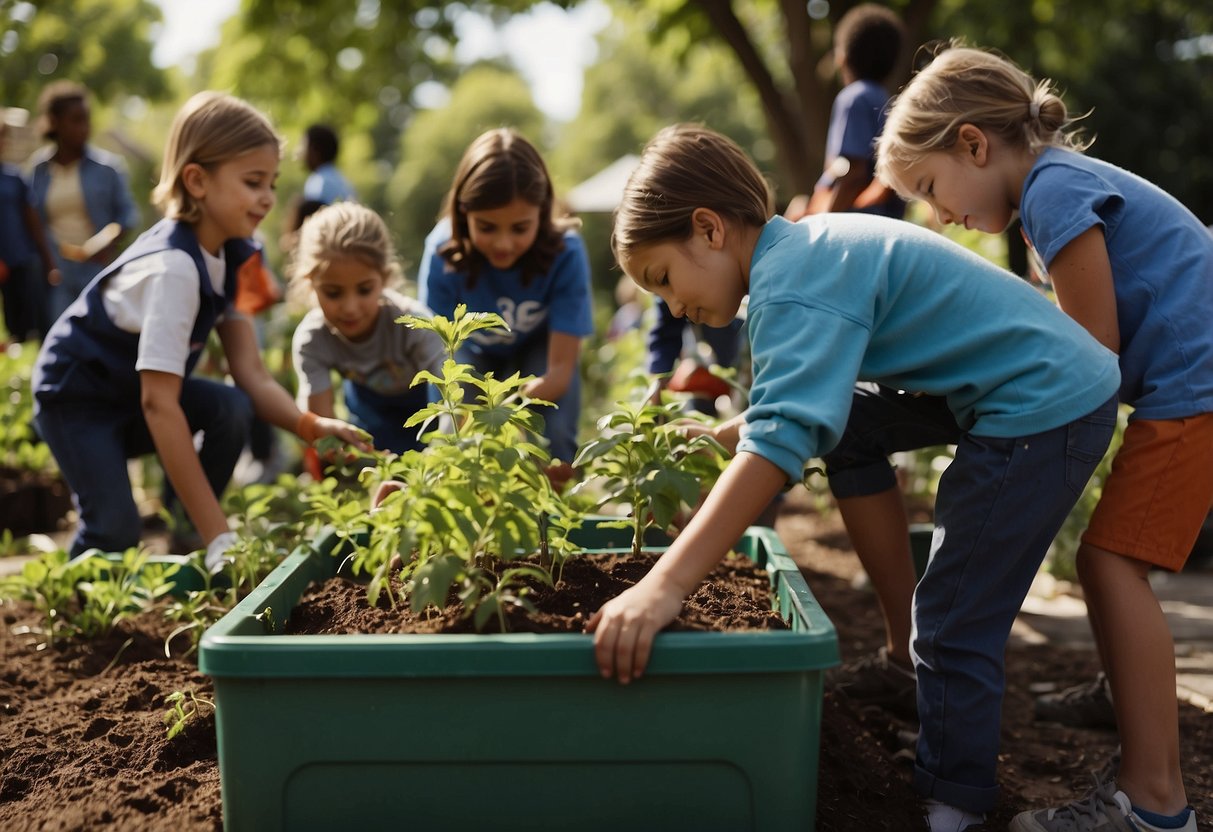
[163,689,215,740]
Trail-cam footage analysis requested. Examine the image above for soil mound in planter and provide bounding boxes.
[286,551,788,635]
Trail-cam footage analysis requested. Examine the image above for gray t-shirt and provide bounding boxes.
[292,288,445,407]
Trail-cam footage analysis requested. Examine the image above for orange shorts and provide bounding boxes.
[1083,413,1213,570]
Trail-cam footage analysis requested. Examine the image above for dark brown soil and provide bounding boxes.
[1,487,1210,831]
[285,550,787,635]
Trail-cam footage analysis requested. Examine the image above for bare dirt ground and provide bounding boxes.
[1,486,1209,831]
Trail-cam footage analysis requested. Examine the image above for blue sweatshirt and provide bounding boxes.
[737,214,1121,481]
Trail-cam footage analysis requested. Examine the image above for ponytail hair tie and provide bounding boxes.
[1029,100,1041,120]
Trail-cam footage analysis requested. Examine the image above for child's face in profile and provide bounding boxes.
[190,143,279,254]
[621,230,746,329]
[312,254,385,342]
[887,131,1018,235]
[466,197,541,270]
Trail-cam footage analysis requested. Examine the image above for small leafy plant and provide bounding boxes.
[163,689,215,740]
[573,384,729,557]
[0,547,178,644]
[333,305,580,631]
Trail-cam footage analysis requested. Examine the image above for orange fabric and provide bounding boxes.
[666,359,730,399]
[234,250,281,317]
[296,411,320,443]
[1083,413,1213,570]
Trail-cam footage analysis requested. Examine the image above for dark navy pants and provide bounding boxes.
[822,384,1117,812]
[36,377,251,556]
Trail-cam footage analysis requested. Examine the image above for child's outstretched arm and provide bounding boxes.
[142,370,231,544]
[216,315,373,451]
[586,451,786,683]
[523,331,581,402]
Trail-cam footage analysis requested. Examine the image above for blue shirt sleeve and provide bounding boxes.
[647,298,684,374]
[1021,163,1120,267]
[417,223,460,318]
[545,231,593,337]
[737,298,869,482]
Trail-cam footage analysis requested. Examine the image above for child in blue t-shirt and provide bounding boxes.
[586,125,1119,832]
[785,3,906,220]
[0,120,57,342]
[418,128,593,475]
[873,46,1211,832]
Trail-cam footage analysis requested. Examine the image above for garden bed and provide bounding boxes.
[2,488,1210,831]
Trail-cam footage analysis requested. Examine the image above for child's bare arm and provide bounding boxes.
[524,331,580,402]
[1045,226,1120,354]
[586,451,786,683]
[306,387,336,420]
[218,316,372,450]
[141,370,229,544]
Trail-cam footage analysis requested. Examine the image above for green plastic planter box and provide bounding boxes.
[199,519,839,832]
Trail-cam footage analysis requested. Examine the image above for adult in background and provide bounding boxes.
[28,81,139,331]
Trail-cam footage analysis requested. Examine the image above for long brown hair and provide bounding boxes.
[438,128,577,287]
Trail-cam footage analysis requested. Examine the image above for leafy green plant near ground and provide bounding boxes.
[0,343,57,474]
[163,688,215,740]
[0,547,177,645]
[573,381,729,557]
[328,305,581,631]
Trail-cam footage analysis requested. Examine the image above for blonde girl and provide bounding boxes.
[32,92,369,571]
[874,46,1211,832]
[290,202,444,455]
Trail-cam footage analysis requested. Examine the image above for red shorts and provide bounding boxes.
[1083,413,1213,571]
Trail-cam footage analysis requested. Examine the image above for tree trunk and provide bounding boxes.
[692,0,818,199]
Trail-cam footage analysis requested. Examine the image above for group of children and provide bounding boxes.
[25,20,1209,832]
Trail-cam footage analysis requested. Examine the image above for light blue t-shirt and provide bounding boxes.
[1021,148,1213,420]
[418,219,594,359]
[736,214,1121,481]
[303,163,355,205]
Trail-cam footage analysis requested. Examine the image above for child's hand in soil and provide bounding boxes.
[585,575,684,684]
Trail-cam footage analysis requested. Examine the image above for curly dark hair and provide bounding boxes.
[37,80,88,141]
[834,4,905,83]
[437,128,577,288]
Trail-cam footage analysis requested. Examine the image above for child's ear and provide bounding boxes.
[182,163,208,199]
[956,123,989,166]
[691,207,726,249]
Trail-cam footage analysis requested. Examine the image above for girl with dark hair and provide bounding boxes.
[418,128,593,474]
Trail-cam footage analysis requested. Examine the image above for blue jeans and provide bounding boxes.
[35,377,252,556]
[822,384,1117,812]
[458,337,581,463]
[343,379,430,455]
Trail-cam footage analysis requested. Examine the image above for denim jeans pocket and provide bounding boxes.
[1064,398,1118,494]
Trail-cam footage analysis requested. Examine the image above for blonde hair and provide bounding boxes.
[611,124,773,261]
[875,45,1090,186]
[152,91,280,224]
[290,202,402,299]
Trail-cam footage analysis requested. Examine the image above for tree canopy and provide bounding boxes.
[0,0,170,111]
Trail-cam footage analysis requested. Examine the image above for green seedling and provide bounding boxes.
[163,689,215,740]
[573,385,729,558]
[337,305,579,631]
